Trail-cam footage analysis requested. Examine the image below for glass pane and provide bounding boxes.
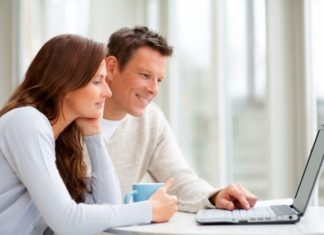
[169,0,214,181]
[224,0,268,199]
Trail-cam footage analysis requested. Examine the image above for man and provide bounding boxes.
[102,26,257,213]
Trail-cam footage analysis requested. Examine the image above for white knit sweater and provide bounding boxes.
[101,103,219,213]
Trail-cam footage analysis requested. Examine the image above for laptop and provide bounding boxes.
[196,127,324,224]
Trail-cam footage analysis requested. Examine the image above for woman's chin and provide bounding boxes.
[92,111,104,119]
[82,112,102,120]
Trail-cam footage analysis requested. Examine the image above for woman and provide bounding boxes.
[0,34,177,235]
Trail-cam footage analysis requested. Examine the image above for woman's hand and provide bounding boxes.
[149,178,178,223]
[75,117,101,136]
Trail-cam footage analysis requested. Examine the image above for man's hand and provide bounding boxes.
[211,184,257,210]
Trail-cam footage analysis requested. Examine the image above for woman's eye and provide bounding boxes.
[93,80,101,85]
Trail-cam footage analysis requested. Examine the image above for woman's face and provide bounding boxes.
[63,59,111,119]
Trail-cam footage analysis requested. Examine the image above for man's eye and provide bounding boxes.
[140,73,149,78]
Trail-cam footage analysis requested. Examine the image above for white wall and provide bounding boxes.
[89,0,147,42]
[0,0,14,106]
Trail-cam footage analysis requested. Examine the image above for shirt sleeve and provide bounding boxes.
[147,107,220,213]
[1,108,152,235]
[84,134,121,204]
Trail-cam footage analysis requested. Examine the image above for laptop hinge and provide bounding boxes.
[290,205,301,215]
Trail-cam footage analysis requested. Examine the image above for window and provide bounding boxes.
[166,0,215,181]
[224,0,268,198]
[15,0,319,203]
[18,0,90,82]
[153,0,268,196]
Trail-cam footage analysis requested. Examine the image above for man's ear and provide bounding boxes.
[105,56,118,81]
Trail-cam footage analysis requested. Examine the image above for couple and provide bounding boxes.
[0,26,257,235]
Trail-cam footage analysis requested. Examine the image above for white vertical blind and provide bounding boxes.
[309,0,324,205]
[266,0,300,199]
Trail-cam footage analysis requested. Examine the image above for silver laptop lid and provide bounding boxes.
[292,128,324,215]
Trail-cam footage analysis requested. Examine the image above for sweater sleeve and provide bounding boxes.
[147,106,220,213]
[84,134,121,204]
[1,108,152,235]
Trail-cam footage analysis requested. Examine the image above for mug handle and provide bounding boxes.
[124,190,138,204]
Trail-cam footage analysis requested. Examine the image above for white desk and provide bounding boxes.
[105,200,324,235]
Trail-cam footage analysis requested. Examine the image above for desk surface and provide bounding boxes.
[106,200,324,235]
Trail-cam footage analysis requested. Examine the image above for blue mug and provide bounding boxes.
[124,183,164,204]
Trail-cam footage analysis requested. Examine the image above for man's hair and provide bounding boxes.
[0,34,107,203]
[107,26,173,70]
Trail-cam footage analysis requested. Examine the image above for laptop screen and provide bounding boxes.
[293,128,324,215]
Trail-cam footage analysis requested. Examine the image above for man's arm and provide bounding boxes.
[147,105,257,212]
[147,107,218,212]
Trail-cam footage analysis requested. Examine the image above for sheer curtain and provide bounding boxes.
[16,0,90,84]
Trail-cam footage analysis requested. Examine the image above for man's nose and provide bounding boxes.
[149,79,159,96]
[103,81,112,98]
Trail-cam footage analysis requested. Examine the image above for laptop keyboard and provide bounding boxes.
[231,206,275,219]
[197,205,296,222]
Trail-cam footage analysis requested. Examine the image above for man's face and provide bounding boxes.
[105,46,167,119]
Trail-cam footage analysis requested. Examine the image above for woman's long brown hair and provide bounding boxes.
[0,34,107,202]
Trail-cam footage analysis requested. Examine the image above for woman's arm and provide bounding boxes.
[84,134,121,204]
[2,108,152,235]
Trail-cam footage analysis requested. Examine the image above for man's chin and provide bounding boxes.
[129,108,146,117]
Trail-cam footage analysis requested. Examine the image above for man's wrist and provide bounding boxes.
[208,192,219,206]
